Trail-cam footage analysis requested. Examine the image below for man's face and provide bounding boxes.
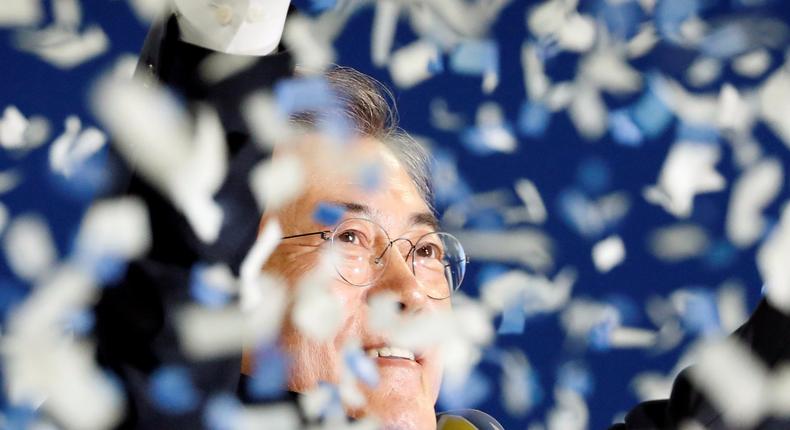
[251,135,448,430]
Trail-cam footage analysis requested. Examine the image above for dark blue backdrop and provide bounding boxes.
[3,0,790,428]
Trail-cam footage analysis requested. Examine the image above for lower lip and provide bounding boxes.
[374,356,421,368]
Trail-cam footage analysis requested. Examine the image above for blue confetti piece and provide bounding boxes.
[595,0,645,40]
[274,77,338,116]
[556,361,594,397]
[498,295,527,335]
[4,405,36,429]
[430,148,473,208]
[292,0,337,15]
[608,109,643,147]
[699,23,751,59]
[678,289,721,337]
[703,239,737,269]
[576,158,611,195]
[359,163,382,193]
[517,101,551,138]
[63,309,95,335]
[655,0,703,42]
[450,40,499,76]
[149,365,200,415]
[247,345,289,400]
[676,121,719,145]
[204,393,241,430]
[589,317,617,351]
[630,73,675,140]
[438,369,491,411]
[344,347,379,387]
[189,263,233,308]
[313,202,346,226]
[428,54,445,74]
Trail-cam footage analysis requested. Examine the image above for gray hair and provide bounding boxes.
[289,66,434,212]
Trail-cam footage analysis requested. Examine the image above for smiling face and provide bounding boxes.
[246,135,448,430]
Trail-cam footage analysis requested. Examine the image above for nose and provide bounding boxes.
[368,241,428,314]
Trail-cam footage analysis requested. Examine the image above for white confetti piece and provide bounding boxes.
[592,235,625,273]
[630,372,675,401]
[283,14,336,74]
[647,223,710,261]
[366,291,400,334]
[560,299,620,341]
[768,364,790,417]
[93,74,227,243]
[568,83,607,140]
[51,0,80,28]
[451,228,554,272]
[521,42,550,101]
[580,50,643,95]
[176,305,246,360]
[546,388,589,430]
[732,49,771,78]
[240,218,283,309]
[0,106,49,150]
[16,25,109,69]
[243,272,288,346]
[688,338,768,426]
[48,116,107,177]
[199,52,258,84]
[0,203,8,235]
[75,197,151,260]
[607,327,657,348]
[127,0,168,23]
[249,153,305,211]
[644,142,726,218]
[557,13,596,53]
[0,0,43,27]
[236,404,301,430]
[429,98,465,131]
[292,257,344,342]
[626,23,659,58]
[726,157,782,247]
[468,102,517,153]
[371,0,400,67]
[500,350,536,416]
[388,39,439,89]
[3,214,58,282]
[480,269,575,317]
[528,0,569,38]
[757,202,790,313]
[242,92,293,149]
[716,281,749,333]
[686,57,722,88]
[514,178,547,224]
[717,83,755,133]
[759,68,790,149]
[0,169,22,194]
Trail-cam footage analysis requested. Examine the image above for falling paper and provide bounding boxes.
[592,235,625,273]
[3,214,58,282]
[726,157,782,247]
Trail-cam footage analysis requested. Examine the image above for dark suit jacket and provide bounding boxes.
[611,298,790,429]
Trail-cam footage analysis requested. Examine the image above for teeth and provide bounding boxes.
[366,346,415,361]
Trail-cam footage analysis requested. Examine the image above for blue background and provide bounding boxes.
[3,0,790,428]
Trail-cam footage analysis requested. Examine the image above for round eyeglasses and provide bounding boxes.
[281,218,468,300]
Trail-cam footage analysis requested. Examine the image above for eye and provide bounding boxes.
[337,230,366,246]
[415,243,443,260]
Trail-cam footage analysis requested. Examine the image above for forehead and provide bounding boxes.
[281,135,434,231]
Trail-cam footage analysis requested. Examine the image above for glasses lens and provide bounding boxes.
[331,218,389,286]
[412,232,466,299]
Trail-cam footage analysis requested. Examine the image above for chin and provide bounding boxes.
[353,381,436,430]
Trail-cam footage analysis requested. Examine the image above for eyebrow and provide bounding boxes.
[332,201,440,231]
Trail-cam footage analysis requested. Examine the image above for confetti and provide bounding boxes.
[199,52,258,84]
[592,235,625,273]
[643,142,726,218]
[0,0,43,27]
[688,338,768,426]
[176,305,246,360]
[127,0,168,23]
[757,203,790,313]
[292,260,345,341]
[3,214,58,282]
[568,83,608,140]
[247,345,289,400]
[500,350,540,416]
[16,25,109,69]
[189,263,237,308]
[452,229,553,273]
[726,157,783,247]
[430,98,465,131]
[0,106,49,151]
[647,223,710,261]
[514,179,548,224]
[388,39,440,89]
[732,48,771,78]
[48,116,107,177]
[517,101,551,138]
[545,388,588,430]
[148,365,200,414]
[371,0,399,66]
[282,14,336,73]
[249,154,305,211]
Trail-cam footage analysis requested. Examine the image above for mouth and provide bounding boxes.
[364,345,422,365]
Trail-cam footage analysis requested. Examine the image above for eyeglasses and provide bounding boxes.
[281,218,468,300]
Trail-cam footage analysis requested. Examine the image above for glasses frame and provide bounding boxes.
[280,217,469,300]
